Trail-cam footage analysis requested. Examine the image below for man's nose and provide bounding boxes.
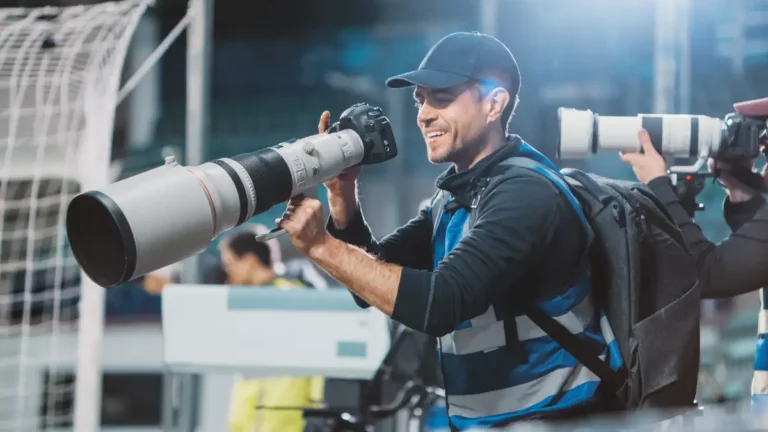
[418,104,437,127]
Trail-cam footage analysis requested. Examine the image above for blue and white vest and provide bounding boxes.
[430,144,623,429]
[752,288,768,409]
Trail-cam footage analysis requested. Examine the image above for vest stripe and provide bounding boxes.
[754,371,768,395]
[444,317,622,428]
[440,316,615,397]
[451,381,602,429]
[517,292,594,341]
[759,309,768,335]
[448,355,605,421]
[440,294,595,355]
[469,304,498,327]
[440,317,505,355]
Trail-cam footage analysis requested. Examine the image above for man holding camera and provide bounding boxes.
[277,32,622,430]
[620,100,768,299]
[620,98,768,404]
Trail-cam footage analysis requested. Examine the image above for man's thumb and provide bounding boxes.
[638,129,660,156]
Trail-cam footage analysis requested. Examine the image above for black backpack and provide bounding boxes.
[556,167,700,410]
[457,157,701,411]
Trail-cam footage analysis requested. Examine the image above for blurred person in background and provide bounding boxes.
[619,98,768,406]
[141,250,226,294]
[252,222,330,290]
[140,223,326,294]
[220,228,325,432]
[276,32,623,430]
[280,258,329,290]
[618,104,768,300]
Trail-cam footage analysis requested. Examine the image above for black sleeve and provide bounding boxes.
[647,176,768,298]
[326,207,434,308]
[724,194,767,231]
[391,174,580,337]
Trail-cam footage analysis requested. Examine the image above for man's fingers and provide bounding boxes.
[638,129,659,156]
[277,217,297,235]
[308,198,323,212]
[288,195,322,211]
[279,195,322,232]
[318,111,331,134]
[619,151,640,164]
[278,203,316,222]
[276,210,301,226]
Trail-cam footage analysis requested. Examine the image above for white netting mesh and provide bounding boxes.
[0,1,148,430]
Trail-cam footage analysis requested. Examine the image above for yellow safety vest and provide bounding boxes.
[228,278,325,432]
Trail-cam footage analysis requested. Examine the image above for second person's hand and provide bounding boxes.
[619,129,668,184]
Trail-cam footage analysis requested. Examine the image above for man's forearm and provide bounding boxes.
[328,184,360,230]
[309,237,401,315]
[647,176,768,298]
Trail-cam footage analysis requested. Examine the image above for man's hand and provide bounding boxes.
[277,195,331,256]
[712,119,768,202]
[142,274,171,295]
[318,111,362,229]
[619,129,668,184]
[278,190,400,316]
[319,111,362,195]
[708,155,765,203]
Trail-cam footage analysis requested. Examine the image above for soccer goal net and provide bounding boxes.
[0,1,149,430]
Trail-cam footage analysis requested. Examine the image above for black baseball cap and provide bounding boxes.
[385,31,521,94]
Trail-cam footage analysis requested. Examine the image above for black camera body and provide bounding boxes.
[704,112,768,193]
[715,112,767,163]
[329,102,398,165]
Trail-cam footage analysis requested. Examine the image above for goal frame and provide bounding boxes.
[155,0,213,431]
[74,0,213,431]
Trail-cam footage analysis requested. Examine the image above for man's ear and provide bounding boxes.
[486,88,510,124]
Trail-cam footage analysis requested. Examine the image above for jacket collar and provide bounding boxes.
[435,135,522,204]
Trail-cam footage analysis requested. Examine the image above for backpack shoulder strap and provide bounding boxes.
[470,156,626,397]
[498,157,593,242]
[429,189,450,237]
[467,156,594,258]
[525,304,626,396]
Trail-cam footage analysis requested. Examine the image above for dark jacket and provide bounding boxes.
[647,176,768,298]
[326,136,585,337]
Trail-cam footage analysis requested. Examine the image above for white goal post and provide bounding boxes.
[0,1,150,431]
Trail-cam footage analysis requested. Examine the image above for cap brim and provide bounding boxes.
[734,97,768,117]
[385,69,470,89]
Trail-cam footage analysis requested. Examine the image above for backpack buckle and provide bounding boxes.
[471,194,481,209]
[470,178,490,209]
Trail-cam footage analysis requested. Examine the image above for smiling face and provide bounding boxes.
[413,80,511,170]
